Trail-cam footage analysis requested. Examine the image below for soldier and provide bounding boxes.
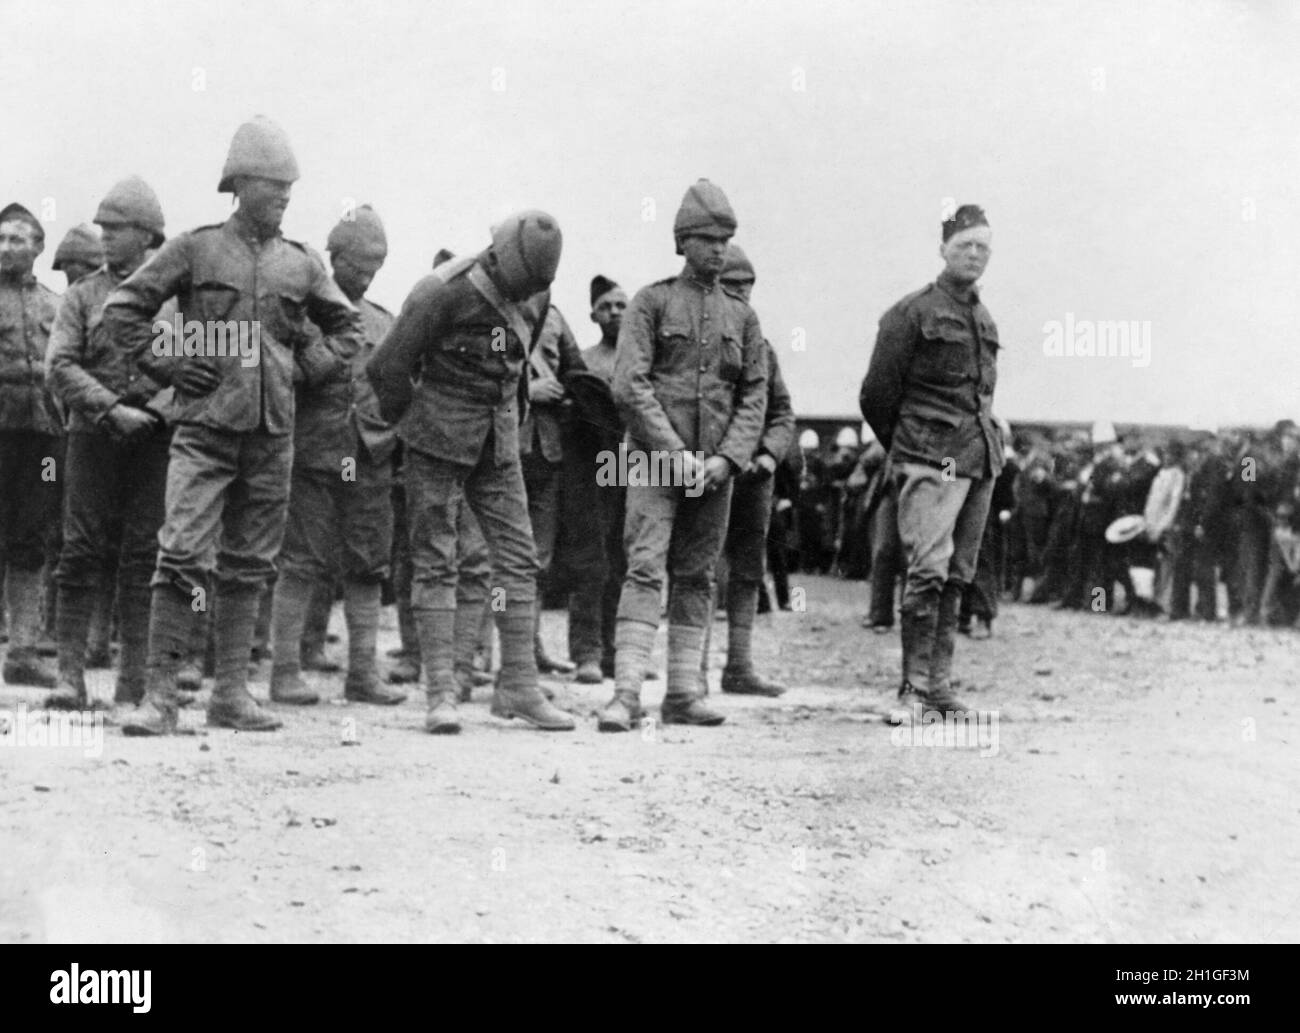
[860,204,1002,716]
[44,177,172,711]
[597,180,768,732]
[699,244,795,698]
[573,275,633,681]
[366,210,576,734]
[0,202,62,687]
[519,297,586,675]
[267,205,406,707]
[51,225,103,287]
[101,116,364,735]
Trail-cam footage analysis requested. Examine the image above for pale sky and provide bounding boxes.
[6,0,1297,426]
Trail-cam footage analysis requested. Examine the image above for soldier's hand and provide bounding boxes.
[104,403,156,440]
[529,379,565,405]
[753,453,777,479]
[700,455,733,490]
[173,360,220,397]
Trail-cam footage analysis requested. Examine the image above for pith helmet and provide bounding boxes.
[721,243,755,281]
[218,116,300,193]
[490,210,563,298]
[95,176,165,247]
[327,204,387,260]
[52,224,103,271]
[673,179,737,255]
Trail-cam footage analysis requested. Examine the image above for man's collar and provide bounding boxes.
[227,208,280,245]
[937,269,979,304]
[681,264,717,292]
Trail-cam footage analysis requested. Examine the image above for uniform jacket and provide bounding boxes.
[613,270,768,472]
[859,271,1003,479]
[0,273,61,434]
[519,304,586,463]
[46,264,176,434]
[367,259,535,468]
[101,213,361,435]
[293,295,397,471]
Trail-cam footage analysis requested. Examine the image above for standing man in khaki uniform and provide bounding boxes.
[598,180,768,732]
[268,205,406,708]
[367,211,575,734]
[0,202,62,687]
[45,177,173,712]
[859,204,1002,716]
[700,244,796,697]
[102,116,363,735]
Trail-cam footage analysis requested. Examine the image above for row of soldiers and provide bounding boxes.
[0,116,795,737]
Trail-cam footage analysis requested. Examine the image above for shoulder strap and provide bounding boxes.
[467,263,535,357]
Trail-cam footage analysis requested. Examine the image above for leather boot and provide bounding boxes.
[46,584,97,710]
[268,573,320,705]
[721,668,787,697]
[492,606,574,730]
[891,604,936,721]
[299,582,340,672]
[3,567,58,687]
[928,581,973,714]
[343,580,405,705]
[598,619,653,732]
[177,608,208,691]
[661,624,724,726]
[114,583,150,706]
[208,584,282,731]
[122,582,195,736]
[417,607,461,733]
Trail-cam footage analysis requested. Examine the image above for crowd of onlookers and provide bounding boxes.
[775,417,1300,634]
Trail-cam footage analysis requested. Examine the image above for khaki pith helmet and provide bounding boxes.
[52,224,103,271]
[94,176,165,247]
[218,116,300,193]
[721,243,755,281]
[673,179,737,255]
[326,204,387,260]
[489,210,563,298]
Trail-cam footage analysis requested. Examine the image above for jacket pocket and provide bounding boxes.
[719,334,743,382]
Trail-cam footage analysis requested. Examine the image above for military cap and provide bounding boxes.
[0,202,44,243]
[673,179,737,254]
[327,204,387,260]
[52,223,103,271]
[590,274,620,308]
[942,203,989,242]
[95,176,165,247]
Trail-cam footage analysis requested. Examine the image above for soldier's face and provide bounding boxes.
[719,276,754,303]
[235,176,293,232]
[332,249,385,301]
[940,225,992,284]
[99,222,152,269]
[681,233,731,277]
[590,288,627,339]
[0,219,42,277]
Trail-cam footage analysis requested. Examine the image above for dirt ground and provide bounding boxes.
[2,574,1297,944]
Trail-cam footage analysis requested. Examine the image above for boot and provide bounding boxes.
[891,604,936,722]
[661,624,724,726]
[417,607,461,733]
[207,584,282,731]
[721,668,787,697]
[85,579,115,668]
[598,619,654,732]
[121,582,195,736]
[177,607,209,690]
[343,580,405,705]
[3,567,58,687]
[268,573,320,705]
[114,583,150,706]
[927,582,973,715]
[46,584,97,710]
[574,659,603,684]
[492,607,574,730]
[387,653,421,684]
